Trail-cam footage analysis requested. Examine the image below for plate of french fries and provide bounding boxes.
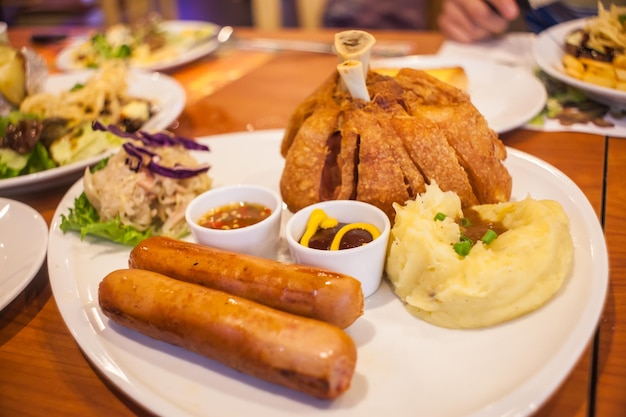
[534,10,626,111]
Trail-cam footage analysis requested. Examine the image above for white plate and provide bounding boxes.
[56,20,221,72]
[534,18,626,111]
[48,129,608,417]
[371,55,547,133]
[0,198,48,310]
[0,69,185,196]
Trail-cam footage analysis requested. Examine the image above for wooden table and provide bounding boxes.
[1,26,624,417]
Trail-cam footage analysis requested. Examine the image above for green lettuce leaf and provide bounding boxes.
[60,192,152,246]
[0,142,57,179]
[49,122,124,166]
[22,142,57,174]
[0,148,28,177]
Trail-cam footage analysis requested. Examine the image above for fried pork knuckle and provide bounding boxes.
[280,68,512,220]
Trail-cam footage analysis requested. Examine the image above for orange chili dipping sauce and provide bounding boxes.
[198,202,272,230]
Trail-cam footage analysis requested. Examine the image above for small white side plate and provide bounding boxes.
[0,198,48,310]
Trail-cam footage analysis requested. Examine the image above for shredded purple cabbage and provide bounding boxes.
[148,162,211,179]
[122,141,210,179]
[92,120,210,151]
[96,122,211,179]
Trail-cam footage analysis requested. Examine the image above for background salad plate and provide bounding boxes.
[0,69,185,196]
[56,20,221,72]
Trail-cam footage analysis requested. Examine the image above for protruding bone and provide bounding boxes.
[334,30,376,76]
[337,60,370,102]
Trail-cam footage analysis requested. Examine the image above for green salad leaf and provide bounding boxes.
[49,121,124,166]
[0,141,57,179]
[22,142,58,174]
[529,69,624,128]
[0,147,28,177]
[60,191,153,246]
[61,155,152,246]
[90,33,131,61]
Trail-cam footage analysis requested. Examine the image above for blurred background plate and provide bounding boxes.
[0,69,185,196]
[534,18,626,111]
[0,198,48,310]
[372,55,547,133]
[56,20,221,72]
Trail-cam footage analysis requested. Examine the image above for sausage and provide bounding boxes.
[128,236,364,329]
[99,268,357,399]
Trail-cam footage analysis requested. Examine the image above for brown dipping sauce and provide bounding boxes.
[459,208,508,242]
[306,223,375,250]
[198,202,271,230]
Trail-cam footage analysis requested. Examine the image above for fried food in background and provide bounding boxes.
[280,67,511,220]
[19,61,154,129]
[385,182,574,329]
[562,3,626,90]
[562,53,626,90]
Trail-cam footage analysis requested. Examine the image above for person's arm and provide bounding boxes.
[437,0,521,43]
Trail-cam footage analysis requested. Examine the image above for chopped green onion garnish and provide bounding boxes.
[453,239,472,257]
[460,217,471,227]
[115,44,131,58]
[481,229,498,245]
[434,212,446,221]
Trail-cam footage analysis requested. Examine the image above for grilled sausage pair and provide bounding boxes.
[99,236,364,399]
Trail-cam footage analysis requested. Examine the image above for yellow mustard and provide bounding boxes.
[300,208,380,250]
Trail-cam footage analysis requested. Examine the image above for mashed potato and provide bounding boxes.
[385,182,574,329]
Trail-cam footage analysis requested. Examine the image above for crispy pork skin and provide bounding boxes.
[279,68,512,220]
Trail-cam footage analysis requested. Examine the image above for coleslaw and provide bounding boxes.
[60,124,212,245]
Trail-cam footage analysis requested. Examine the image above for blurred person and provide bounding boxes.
[322,0,430,30]
[437,0,624,43]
